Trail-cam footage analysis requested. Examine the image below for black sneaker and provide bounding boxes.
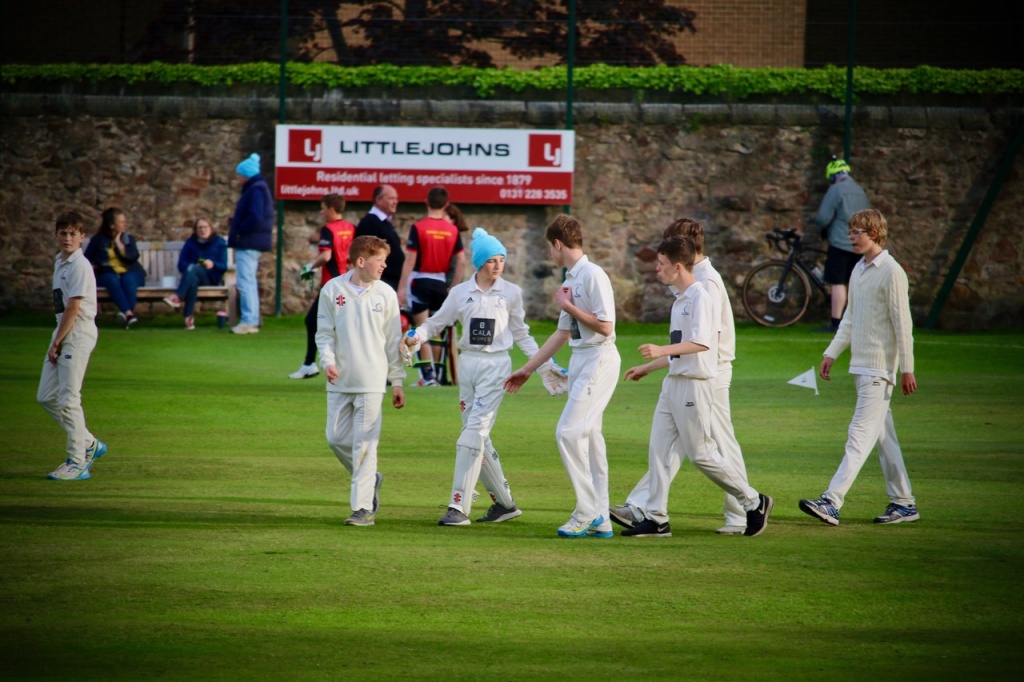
[620,518,671,538]
[744,493,774,536]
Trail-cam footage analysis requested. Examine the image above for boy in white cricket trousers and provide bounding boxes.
[504,215,621,539]
[404,228,568,527]
[610,218,753,535]
[39,211,107,480]
[316,236,406,527]
[619,236,773,538]
[799,209,919,526]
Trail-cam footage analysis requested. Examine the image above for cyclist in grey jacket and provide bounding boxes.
[815,158,870,331]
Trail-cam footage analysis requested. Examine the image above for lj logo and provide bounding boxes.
[528,134,563,167]
[289,129,322,162]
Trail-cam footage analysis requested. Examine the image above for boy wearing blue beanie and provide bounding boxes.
[403,228,567,526]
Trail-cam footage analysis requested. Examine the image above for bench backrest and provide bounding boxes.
[81,239,234,287]
[137,241,183,287]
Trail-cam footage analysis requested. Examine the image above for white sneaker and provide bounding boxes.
[231,323,259,334]
[48,459,91,481]
[715,525,746,535]
[289,363,320,379]
[557,515,601,538]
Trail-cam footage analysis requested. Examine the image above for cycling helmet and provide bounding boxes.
[825,158,851,180]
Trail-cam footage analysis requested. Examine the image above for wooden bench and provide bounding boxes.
[86,239,237,321]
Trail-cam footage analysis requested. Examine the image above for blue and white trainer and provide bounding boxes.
[557,514,603,538]
[84,439,107,469]
[799,496,840,526]
[48,459,91,481]
[874,503,919,524]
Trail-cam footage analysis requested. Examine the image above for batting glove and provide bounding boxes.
[299,263,316,291]
[537,360,569,396]
[402,331,421,367]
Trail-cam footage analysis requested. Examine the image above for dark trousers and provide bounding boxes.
[96,270,145,314]
[176,265,215,318]
[303,296,318,365]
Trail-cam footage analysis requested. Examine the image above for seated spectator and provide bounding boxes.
[163,217,229,330]
[84,207,146,329]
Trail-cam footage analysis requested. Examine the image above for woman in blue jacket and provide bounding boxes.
[162,216,228,330]
[83,207,146,328]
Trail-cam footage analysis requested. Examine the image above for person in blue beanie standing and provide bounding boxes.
[228,153,274,334]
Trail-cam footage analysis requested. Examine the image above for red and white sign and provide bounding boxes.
[274,125,574,205]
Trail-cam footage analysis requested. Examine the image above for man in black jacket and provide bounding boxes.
[355,185,404,292]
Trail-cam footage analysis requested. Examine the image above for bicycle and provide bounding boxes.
[742,228,829,327]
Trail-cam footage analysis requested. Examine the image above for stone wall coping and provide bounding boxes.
[3,92,1020,130]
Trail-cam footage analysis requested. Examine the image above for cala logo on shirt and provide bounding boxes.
[335,294,346,308]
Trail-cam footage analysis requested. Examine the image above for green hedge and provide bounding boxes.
[2,62,1022,99]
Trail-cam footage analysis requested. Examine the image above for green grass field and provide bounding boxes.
[2,312,1023,680]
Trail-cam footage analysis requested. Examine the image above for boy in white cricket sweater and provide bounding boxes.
[619,236,773,538]
[799,209,919,526]
[316,235,406,527]
[403,228,567,527]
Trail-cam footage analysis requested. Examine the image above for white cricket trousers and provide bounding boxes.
[645,375,759,525]
[326,391,384,513]
[823,374,915,509]
[37,322,98,466]
[625,366,750,527]
[450,351,515,516]
[557,344,620,525]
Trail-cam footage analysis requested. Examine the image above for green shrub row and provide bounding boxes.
[3,62,1022,99]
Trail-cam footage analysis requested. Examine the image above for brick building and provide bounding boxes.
[3,1,1021,69]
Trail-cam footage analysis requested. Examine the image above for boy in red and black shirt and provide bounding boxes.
[398,186,467,385]
[290,193,356,380]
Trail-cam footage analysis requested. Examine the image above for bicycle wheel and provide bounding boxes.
[742,260,811,327]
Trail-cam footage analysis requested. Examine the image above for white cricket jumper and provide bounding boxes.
[315,272,406,513]
[820,250,916,509]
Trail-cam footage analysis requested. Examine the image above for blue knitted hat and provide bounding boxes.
[236,153,261,178]
[471,227,507,269]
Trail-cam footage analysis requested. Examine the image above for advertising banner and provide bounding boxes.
[274,125,574,205]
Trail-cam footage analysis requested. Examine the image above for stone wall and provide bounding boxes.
[2,88,1022,329]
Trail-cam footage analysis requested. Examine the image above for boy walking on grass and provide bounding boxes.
[620,236,772,538]
[316,236,406,526]
[404,228,567,527]
[504,215,620,539]
[799,209,919,526]
[611,218,753,535]
[39,211,107,480]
